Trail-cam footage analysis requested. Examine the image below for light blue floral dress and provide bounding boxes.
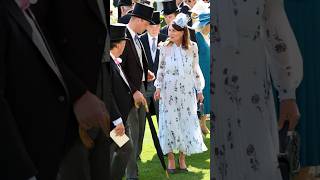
[212,0,303,179]
[154,42,207,155]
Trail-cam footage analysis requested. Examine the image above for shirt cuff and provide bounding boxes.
[112,118,123,126]
[278,88,296,101]
[196,89,203,94]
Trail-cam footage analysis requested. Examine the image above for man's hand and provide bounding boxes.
[133,90,147,108]
[278,99,300,131]
[114,123,125,136]
[147,70,155,82]
[73,91,110,133]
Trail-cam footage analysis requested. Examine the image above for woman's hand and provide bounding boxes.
[154,89,161,101]
[197,92,204,103]
[278,99,300,131]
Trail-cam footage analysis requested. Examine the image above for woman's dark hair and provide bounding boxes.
[171,23,190,49]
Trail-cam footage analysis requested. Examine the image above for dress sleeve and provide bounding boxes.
[154,46,166,90]
[192,43,205,93]
[263,0,303,101]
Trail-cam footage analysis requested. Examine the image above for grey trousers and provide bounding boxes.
[110,127,133,180]
[57,129,108,180]
[126,85,146,179]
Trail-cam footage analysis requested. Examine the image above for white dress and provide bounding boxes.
[154,42,207,156]
[212,0,303,180]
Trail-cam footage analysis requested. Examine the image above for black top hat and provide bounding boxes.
[162,0,179,15]
[118,13,131,24]
[117,0,132,7]
[110,23,129,42]
[150,11,162,25]
[128,3,154,23]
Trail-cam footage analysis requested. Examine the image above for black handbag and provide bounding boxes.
[278,121,300,180]
[197,102,204,118]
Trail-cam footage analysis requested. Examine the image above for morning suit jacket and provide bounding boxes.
[140,33,167,76]
[0,0,71,179]
[31,0,108,102]
[31,0,122,122]
[108,57,134,130]
[120,28,150,93]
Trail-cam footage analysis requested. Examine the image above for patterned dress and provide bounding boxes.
[212,0,303,179]
[154,42,207,155]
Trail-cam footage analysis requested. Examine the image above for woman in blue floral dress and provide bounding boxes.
[212,0,303,179]
[154,13,207,173]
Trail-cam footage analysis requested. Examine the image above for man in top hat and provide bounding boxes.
[118,0,134,24]
[160,0,197,42]
[184,0,197,9]
[119,2,155,179]
[160,0,179,36]
[175,0,192,18]
[140,11,167,124]
[109,23,135,180]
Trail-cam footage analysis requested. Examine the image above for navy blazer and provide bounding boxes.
[140,33,167,77]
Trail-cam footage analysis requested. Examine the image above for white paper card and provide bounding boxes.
[110,129,129,148]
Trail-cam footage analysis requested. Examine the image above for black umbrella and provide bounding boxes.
[145,106,169,178]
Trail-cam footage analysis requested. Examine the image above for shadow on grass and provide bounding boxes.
[138,135,210,179]
[136,118,211,180]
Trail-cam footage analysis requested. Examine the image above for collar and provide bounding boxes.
[15,0,37,10]
[147,33,158,41]
[110,52,122,65]
[127,25,138,40]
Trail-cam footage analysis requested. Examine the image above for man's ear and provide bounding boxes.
[116,43,121,49]
[120,6,125,13]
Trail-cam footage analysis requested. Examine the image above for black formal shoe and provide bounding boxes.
[177,159,189,173]
[166,168,176,174]
[178,167,189,173]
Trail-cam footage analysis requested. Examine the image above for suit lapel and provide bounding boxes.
[141,35,154,69]
[5,0,33,43]
[110,58,131,90]
[5,0,69,97]
[126,29,143,71]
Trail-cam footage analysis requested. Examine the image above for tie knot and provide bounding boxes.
[114,58,122,65]
[19,0,30,10]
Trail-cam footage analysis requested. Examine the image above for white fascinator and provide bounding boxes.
[172,13,190,29]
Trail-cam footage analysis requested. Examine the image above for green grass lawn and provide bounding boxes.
[137,116,211,180]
